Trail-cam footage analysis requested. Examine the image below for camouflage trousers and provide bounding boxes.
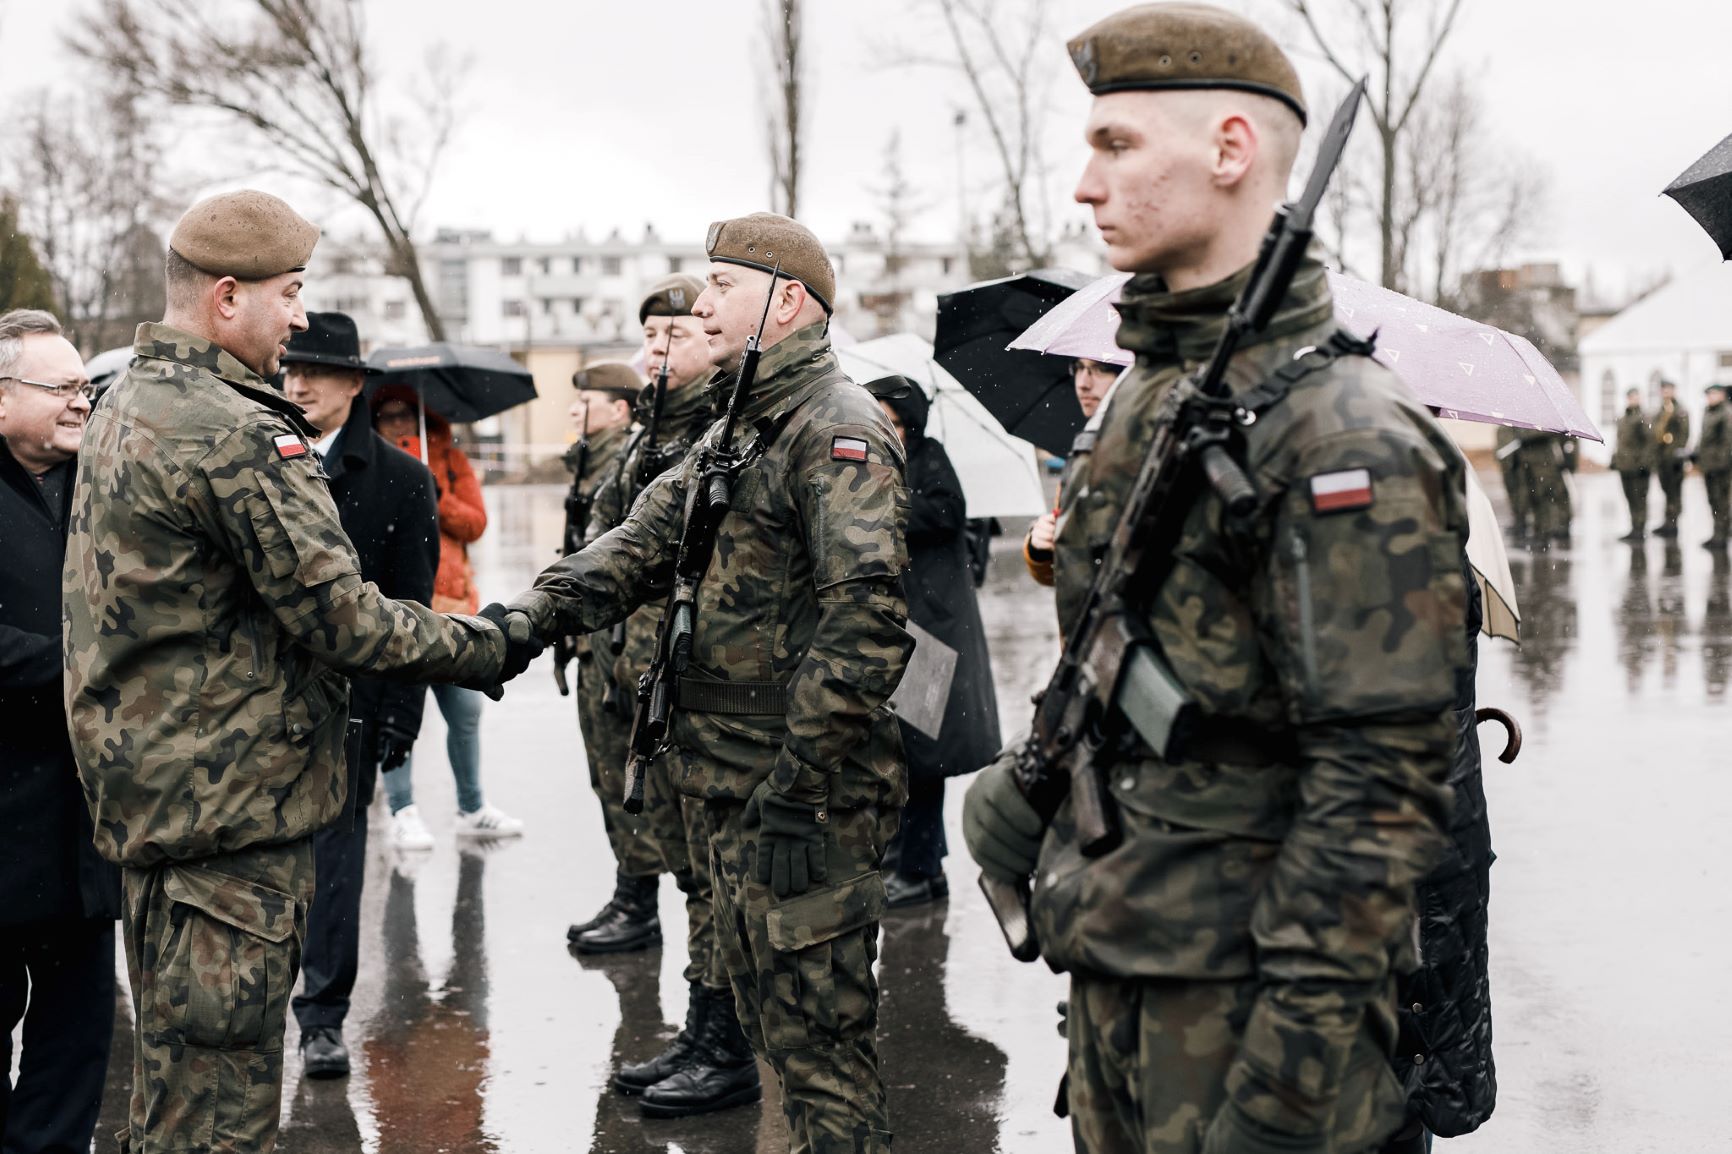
[1066,974,1404,1154]
[575,648,662,878]
[117,840,314,1154]
[705,798,896,1154]
[662,783,721,988]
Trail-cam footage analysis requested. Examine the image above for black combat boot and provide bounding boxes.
[571,872,661,954]
[567,872,631,942]
[615,981,708,1094]
[639,987,762,1118]
[300,1024,350,1078]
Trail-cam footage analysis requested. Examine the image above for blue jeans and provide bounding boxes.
[383,683,484,814]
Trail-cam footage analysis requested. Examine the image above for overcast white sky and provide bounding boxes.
[5,0,1730,303]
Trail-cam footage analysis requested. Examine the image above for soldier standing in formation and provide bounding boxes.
[961,8,1469,1154]
[61,191,543,1154]
[1654,379,1690,538]
[1614,387,1654,541]
[1697,383,1732,549]
[1494,424,1530,544]
[1514,430,1573,549]
[506,213,910,1152]
[579,275,765,1116]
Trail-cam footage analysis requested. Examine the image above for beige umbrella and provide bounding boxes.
[1464,468,1519,642]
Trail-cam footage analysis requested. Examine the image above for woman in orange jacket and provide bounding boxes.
[372,386,524,846]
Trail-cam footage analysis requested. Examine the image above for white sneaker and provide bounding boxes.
[454,804,524,839]
[390,805,436,851]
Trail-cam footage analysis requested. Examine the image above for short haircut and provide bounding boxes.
[0,308,65,382]
[578,386,640,406]
[165,247,218,311]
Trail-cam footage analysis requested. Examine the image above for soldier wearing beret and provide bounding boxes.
[1612,388,1654,541]
[506,213,910,1147]
[961,7,1470,1154]
[1698,383,1732,548]
[1653,379,1690,537]
[61,190,543,1154]
[572,274,767,1116]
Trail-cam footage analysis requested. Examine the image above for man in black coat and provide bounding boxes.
[867,376,1002,908]
[0,308,122,1152]
[283,312,440,1078]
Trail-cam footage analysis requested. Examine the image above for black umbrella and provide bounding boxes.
[933,268,1096,455]
[1665,131,1732,259]
[364,342,538,424]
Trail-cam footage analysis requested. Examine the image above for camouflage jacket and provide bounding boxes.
[1699,402,1732,472]
[1033,261,1468,1140]
[1611,405,1655,472]
[562,423,629,662]
[512,323,913,807]
[64,324,506,867]
[585,379,716,698]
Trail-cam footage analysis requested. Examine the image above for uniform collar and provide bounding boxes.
[132,322,318,436]
[1113,255,1335,368]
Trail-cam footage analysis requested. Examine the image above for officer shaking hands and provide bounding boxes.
[963,7,1471,1154]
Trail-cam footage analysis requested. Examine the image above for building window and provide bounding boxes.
[602,256,622,276]
[501,257,522,277]
[1601,369,1618,425]
[538,258,552,276]
[1720,352,1732,370]
[571,256,583,274]
[571,297,586,314]
[502,299,525,318]
[668,256,683,273]
[543,298,557,314]
[941,256,954,275]
[384,300,407,321]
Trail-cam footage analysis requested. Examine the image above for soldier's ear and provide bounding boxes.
[212,276,243,320]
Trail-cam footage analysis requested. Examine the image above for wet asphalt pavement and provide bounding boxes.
[82,470,1729,1152]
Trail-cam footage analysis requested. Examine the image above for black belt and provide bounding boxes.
[1179,717,1296,768]
[676,677,789,716]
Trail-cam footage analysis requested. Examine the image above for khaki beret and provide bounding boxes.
[1067,3,1307,126]
[572,361,642,396]
[704,213,835,315]
[638,273,706,323]
[169,190,320,280]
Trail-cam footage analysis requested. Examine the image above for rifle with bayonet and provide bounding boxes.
[621,264,783,814]
[980,80,1368,963]
[606,335,678,663]
[552,398,594,697]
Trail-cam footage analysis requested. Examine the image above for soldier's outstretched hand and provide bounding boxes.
[963,749,1044,882]
[466,602,545,700]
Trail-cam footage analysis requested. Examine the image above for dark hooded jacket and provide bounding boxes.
[884,387,1001,780]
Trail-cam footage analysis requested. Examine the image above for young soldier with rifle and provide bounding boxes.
[961,8,1471,1154]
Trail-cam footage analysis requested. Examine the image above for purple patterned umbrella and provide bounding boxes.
[1008,270,1602,441]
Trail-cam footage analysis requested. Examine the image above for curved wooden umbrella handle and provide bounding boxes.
[1475,706,1523,764]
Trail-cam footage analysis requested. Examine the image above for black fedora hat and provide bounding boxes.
[281,311,379,373]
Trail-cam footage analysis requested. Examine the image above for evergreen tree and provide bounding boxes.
[0,198,62,315]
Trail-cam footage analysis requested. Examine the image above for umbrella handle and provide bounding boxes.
[1475,706,1522,764]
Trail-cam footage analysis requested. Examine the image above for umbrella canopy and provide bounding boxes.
[836,333,1048,521]
[365,343,537,424]
[1009,270,1601,441]
[933,268,1098,455]
[1463,467,1519,642]
[1664,131,1732,260]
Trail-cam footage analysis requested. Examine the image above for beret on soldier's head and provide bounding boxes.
[572,361,643,396]
[704,212,835,315]
[1066,3,1308,126]
[1708,383,1727,396]
[639,273,706,323]
[169,190,320,280]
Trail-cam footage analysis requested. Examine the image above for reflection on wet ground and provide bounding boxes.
[81,472,1728,1151]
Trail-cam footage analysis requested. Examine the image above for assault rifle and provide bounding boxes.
[609,330,679,661]
[621,264,782,814]
[552,398,593,697]
[980,81,1368,962]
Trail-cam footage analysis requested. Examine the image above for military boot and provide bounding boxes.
[614,981,708,1094]
[639,986,762,1118]
[566,872,631,942]
[571,872,661,954]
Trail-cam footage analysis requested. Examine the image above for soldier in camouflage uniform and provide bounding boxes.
[1515,430,1572,548]
[962,11,1470,1154]
[1654,380,1690,538]
[579,275,767,1116]
[60,191,540,1154]
[1494,425,1530,544]
[558,363,667,953]
[1612,387,1654,541]
[1697,383,1732,549]
[508,214,910,1149]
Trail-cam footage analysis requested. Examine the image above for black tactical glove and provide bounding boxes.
[744,780,828,898]
[962,749,1044,883]
[468,602,544,700]
[376,714,415,772]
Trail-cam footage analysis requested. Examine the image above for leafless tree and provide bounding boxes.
[867,130,923,334]
[881,0,1054,270]
[762,0,805,217]
[12,86,177,354]
[72,0,467,340]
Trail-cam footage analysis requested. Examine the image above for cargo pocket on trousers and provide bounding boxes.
[156,866,298,1051]
[762,870,887,1053]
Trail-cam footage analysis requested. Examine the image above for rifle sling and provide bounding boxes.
[676,676,789,715]
[1230,328,1377,417]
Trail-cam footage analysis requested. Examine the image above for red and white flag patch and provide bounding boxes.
[274,434,309,460]
[831,436,869,462]
[1308,468,1374,513]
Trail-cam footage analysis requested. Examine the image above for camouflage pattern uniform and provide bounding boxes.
[63,324,505,1154]
[1514,431,1571,544]
[564,423,662,876]
[512,323,911,1152]
[1612,401,1655,536]
[1035,261,1468,1154]
[586,379,721,984]
[1698,395,1732,545]
[1493,425,1529,542]
[1655,397,1691,535]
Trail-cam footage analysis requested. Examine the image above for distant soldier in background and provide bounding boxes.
[1697,383,1732,550]
[1613,387,1654,542]
[1516,430,1572,549]
[1654,379,1690,538]
[1495,424,1531,545]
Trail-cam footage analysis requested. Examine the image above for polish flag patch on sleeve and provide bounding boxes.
[831,436,869,462]
[273,433,309,460]
[1308,467,1374,513]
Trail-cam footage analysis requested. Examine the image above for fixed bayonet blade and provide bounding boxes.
[1289,77,1366,233]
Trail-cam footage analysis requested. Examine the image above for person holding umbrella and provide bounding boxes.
[372,385,525,845]
[1025,356,1121,585]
